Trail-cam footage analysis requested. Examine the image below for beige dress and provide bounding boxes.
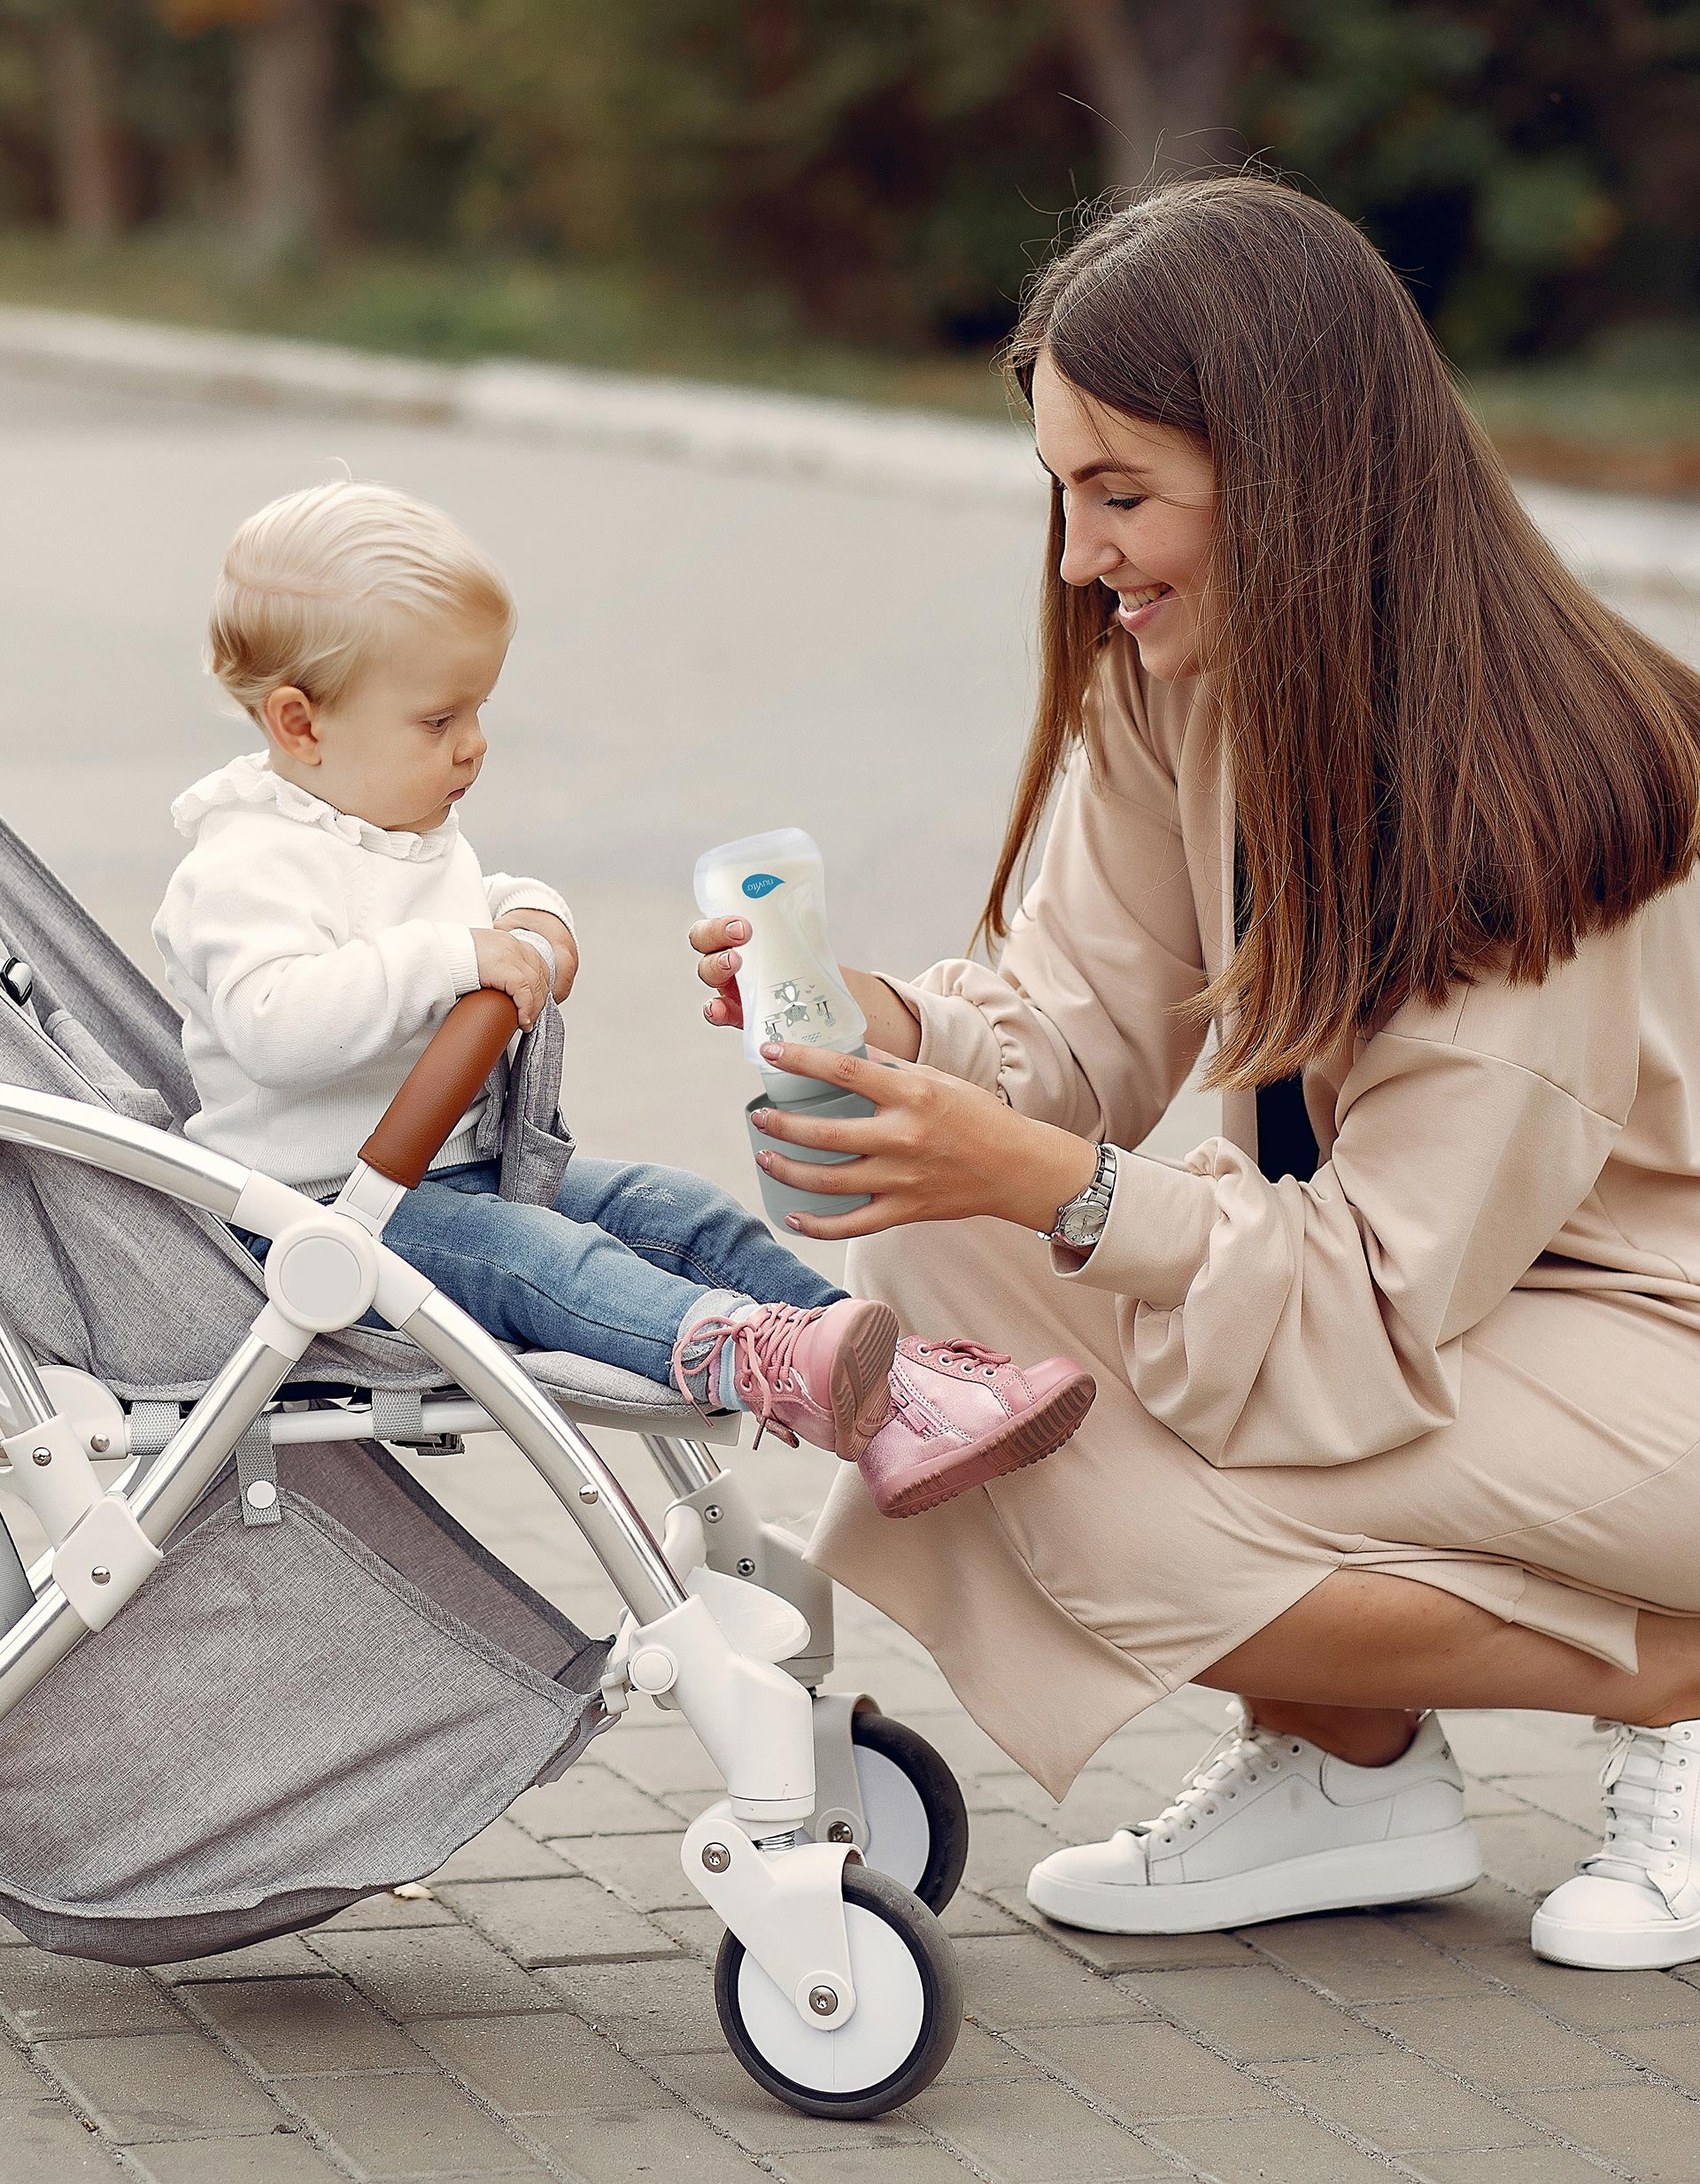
[809,639,1700,1796]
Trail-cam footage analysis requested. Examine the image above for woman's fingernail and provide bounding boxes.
[761,1041,782,1060]
[784,1215,802,1231]
[756,1151,771,1169]
[730,921,749,939]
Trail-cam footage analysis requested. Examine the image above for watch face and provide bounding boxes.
[1060,1200,1108,1249]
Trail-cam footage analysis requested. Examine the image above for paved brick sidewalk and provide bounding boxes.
[4,1423,1694,2184]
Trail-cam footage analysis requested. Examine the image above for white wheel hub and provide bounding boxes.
[735,1902,924,2094]
[854,1743,932,1894]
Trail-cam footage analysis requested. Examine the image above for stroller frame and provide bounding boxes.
[0,1030,966,2116]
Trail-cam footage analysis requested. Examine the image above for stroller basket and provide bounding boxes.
[0,1438,608,1965]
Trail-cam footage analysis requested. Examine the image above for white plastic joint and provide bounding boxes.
[682,1802,857,2029]
[1,1412,104,1548]
[53,1492,164,1632]
[263,1211,380,1335]
[629,1645,678,1694]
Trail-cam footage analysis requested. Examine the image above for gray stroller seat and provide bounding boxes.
[0,811,730,1434]
[0,814,970,2122]
[0,813,715,1962]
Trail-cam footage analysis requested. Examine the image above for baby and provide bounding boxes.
[153,482,1094,1518]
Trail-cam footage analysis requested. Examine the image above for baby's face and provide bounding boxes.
[277,613,509,834]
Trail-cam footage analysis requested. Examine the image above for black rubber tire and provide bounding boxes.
[715,1862,964,2121]
[850,1709,970,1915]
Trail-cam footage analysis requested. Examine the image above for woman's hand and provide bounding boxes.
[494,910,579,1004]
[689,912,749,1030]
[750,1038,1101,1240]
[687,915,923,1060]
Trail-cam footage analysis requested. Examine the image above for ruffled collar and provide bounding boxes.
[171,752,460,863]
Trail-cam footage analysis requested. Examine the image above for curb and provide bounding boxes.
[0,304,1042,511]
[0,304,1695,597]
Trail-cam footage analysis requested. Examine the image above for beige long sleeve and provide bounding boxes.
[881,646,1647,1470]
[1061,930,1642,1465]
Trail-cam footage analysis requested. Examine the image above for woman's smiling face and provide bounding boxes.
[1031,348,1217,683]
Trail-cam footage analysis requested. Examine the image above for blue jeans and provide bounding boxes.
[242,1159,845,1386]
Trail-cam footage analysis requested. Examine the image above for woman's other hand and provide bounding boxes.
[749,1038,1100,1239]
[688,913,748,1030]
[686,917,923,1061]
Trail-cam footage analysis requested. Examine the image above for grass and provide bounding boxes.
[2,229,1697,495]
[0,230,1016,421]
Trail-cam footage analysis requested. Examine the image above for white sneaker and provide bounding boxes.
[1531,1717,1700,1970]
[1025,1704,1483,1934]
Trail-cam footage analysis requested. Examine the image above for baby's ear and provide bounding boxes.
[260,684,320,762]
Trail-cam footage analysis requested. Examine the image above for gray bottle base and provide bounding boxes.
[746,1087,877,1225]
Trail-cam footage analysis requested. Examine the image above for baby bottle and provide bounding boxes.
[694,828,877,1225]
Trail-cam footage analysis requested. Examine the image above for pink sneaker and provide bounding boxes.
[672,1299,900,1461]
[857,1337,1096,1518]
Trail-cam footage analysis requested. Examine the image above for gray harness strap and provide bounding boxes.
[234,1416,281,1526]
[126,1401,182,1467]
[370,1388,428,1445]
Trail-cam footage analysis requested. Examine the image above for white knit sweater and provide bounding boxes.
[153,752,574,1198]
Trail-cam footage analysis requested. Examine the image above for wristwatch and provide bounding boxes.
[1042,1143,1117,1252]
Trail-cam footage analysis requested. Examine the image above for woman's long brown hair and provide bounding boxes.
[981,175,1700,1090]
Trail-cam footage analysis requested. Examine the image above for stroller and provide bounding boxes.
[0,814,969,2120]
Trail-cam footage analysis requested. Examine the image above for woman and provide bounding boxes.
[688,176,1700,1976]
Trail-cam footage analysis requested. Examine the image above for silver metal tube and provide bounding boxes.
[640,1433,722,1499]
[402,1290,685,1624]
[0,1334,300,1716]
[0,1084,248,1219]
[0,1305,53,1436]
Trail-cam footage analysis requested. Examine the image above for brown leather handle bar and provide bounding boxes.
[359,988,519,1190]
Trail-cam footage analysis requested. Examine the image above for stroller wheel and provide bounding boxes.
[715,1862,962,2119]
[848,1709,970,1914]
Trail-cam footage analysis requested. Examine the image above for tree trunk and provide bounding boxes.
[236,0,338,266]
[43,14,124,243]
[1060,0,1247,196]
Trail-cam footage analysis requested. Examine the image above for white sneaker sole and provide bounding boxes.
[1531,1900,1700,1971]
[1026,1823,1484,1935]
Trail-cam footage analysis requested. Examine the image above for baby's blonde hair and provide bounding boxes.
[208,481,516,721]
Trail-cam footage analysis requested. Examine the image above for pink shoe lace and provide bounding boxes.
[886,1339,1012,1424]
[670,1304,818,1449]
[910,1339,1012,1377]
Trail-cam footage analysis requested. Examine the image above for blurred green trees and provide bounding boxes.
[0,0,1694,369]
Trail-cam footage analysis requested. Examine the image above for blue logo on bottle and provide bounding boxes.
[742,873,784,899]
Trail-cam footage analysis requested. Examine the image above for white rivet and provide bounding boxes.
[89,1434,110,1455]
[245,1480,277,1510]
[90,1565,111,1586]
[578,1485,599,1505]
[30,1447,50,1467]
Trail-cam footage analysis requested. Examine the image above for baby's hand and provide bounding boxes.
[494,909,578,1003]
[474,928,553,1030]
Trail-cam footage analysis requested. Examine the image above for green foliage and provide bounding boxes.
[1249,0,1700,362]
[0,0,1694,374]
[375,0,1080,343]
